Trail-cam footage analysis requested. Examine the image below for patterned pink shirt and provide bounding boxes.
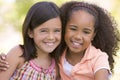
[10,59,56,80]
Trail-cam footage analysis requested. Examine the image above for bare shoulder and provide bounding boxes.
[0,45,25,80]
[7,45,23,56]
[6,45,25,67]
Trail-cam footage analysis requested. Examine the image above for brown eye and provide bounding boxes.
[54,29,61,33]
[70,27,76,31]
[69,25,77,31]
[40,29,48,33]
[84,31,90,34]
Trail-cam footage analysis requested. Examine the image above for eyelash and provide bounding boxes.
[40,29,61,33]
[84,31,91,34]
[69,27,91,34]
[54,29,61,32]
[40,30,47,32]
[70,27,77,31]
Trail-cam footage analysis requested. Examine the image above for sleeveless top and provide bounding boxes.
[10,59,56,80]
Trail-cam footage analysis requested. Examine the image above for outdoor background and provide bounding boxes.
[0,0,120,80]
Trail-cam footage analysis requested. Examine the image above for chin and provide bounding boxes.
[45,49,55,53]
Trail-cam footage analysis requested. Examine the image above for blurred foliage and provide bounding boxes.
[11,0,34,32]
[1,0,120,32]
[10,0,67,32]
[112,0,120,30]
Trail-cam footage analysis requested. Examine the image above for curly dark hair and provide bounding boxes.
[57,1,120,72]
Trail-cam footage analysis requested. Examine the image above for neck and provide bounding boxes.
[33,50,52,69]
[66,49,84,66]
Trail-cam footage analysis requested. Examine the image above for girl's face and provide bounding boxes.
[28,17,61,54]
[65,10,96,54]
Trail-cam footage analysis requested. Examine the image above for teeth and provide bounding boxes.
[73,42,80,46]
[46,43,54,46]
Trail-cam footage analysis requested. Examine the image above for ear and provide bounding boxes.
[28,29,33,38]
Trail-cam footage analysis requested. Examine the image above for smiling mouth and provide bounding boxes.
[71,41,83,48]
[45,42,55,46]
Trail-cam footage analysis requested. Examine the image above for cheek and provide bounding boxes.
[88,33,95,41]
[55,31,61,38]
[57,35,61,43]
[33,34,45,42]
[64,31,71,43]
[65,30,75,38]
[53,33,61,44]
[33,37,41,44]
[84,36,93,43]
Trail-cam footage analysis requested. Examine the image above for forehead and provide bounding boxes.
[71,10,95,20]
[68,10,95,26]
[35,17,61,29]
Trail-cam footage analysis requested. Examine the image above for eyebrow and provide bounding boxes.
[70,24,94,31]
[69,24,77,27]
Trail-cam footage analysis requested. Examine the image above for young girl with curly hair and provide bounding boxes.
[56,1,120,80]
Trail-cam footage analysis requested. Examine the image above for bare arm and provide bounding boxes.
[95,69,110,80]
[0,46,23,80]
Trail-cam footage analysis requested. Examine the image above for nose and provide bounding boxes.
[74,31,82,40]
[47,32,55,40]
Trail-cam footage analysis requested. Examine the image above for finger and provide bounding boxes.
[0,58,8,65]
[0,63,9,69]
[0,53,8,64]
[0,67,8,71]
[0,53,6,60]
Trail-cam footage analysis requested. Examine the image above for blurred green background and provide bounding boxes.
[0,0,120,79]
